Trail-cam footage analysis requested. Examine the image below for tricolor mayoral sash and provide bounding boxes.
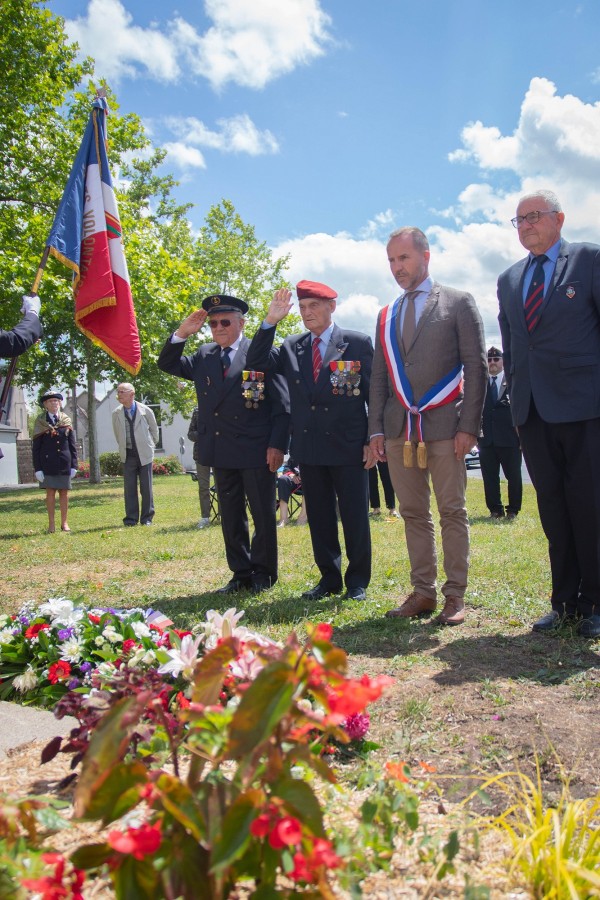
[380,298,463,467]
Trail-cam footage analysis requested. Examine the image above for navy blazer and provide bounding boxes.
[247,323,373,466]
[0,312,42,358]
[498,239,600,426]
[478,378,520,449]
[32,420,77,477]
[157,335,290,469]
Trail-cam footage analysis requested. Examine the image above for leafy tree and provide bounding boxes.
[0,4,295,477]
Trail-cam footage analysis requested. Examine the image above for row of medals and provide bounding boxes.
[330,360,362,396]
[242,370,265,408]
[242,360,363,406]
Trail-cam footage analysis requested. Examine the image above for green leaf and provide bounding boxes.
[210,790,262,874]
[113,856,160,900]
[71,842,113,870]
[191,638,237,707]
[155,772,206,842]
[227,661,296,757]
[73,695,145,819]
[274,776,325,837]
[82,761,148,826]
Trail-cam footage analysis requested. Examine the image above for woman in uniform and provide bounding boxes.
[32,391,78,533]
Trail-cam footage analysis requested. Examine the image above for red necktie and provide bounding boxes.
[525,254,547,333]
[312,337,322,382]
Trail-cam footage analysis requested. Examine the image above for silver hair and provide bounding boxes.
[518,189,562,212]
[387,226,429,252]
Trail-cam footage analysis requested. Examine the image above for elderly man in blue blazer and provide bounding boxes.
[247,280,373,601]
[498,189,600,638]
[158,294,290,594]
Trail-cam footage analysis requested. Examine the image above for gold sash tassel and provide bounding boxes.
[403,441,414,468]
[417,441,427,469]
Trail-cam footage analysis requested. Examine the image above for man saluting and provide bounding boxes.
[247,281,373,602]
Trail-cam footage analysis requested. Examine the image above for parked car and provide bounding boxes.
[465,447,480,469]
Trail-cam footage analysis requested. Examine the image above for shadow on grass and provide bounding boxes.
[429,630,600,687]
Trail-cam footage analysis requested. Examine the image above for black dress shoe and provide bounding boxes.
[344,587,367,601]
[578,615,600,638]
[301,585,339,601]
[251,577,273,594]
[532,611,563,632]
[532,611,579,633]
[215,579,252,594]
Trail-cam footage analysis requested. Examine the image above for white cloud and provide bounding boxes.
[65,0,331,89]
[166,114,279,156]
[163,142,207,170]
[66,0,180,83]
[273,78,600,349]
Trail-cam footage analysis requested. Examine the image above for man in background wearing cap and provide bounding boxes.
[247,281,373,602]
[478,347,522,520]
[0,293,42,357]
[112,383,159,526]
[369,227,487,626]
[158,294,290,594]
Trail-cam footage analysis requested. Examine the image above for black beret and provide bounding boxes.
[201,294,249,315]
[487,346,503,359]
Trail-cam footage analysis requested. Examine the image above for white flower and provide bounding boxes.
[13,668,38,693]
[158,634,203,680]
[60,638,83,662]
[102,626,122,644]
[38,597,84,627]
[131,621,151,639]
[94,636,106,647]
[0,615,9,628]
[203,607,246,649]
[0,628,14,645]
[141,650,156,666]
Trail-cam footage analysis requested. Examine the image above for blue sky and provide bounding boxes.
[51,0,600,344]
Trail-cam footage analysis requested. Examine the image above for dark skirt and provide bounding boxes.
[40,474,72,490]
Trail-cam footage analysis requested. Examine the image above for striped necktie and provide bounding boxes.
[525,254,548,332]
[312,337,322,382]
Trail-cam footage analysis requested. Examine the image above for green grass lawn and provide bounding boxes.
[0,473,550,639]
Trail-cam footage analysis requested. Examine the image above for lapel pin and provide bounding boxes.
[566,286,575,299]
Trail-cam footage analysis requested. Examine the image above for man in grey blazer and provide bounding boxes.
[112,383,159,526]
[498,189,600,638]
[368,227,487,625]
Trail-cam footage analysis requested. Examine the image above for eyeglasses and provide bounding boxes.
[488,357,501,362]
[209,318,232,328]
[511,210,557,228]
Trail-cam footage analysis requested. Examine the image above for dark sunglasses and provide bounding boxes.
[488,356,501,362]
[209,318,232,328]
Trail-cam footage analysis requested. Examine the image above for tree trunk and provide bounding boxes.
[86,367,101,483]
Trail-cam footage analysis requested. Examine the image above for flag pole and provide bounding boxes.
[0,246,51,423]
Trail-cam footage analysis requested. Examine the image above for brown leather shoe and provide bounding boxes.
[436,596,465,626]
[385,592,436,618]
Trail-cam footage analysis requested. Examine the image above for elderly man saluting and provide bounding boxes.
[368,227,487,626]
[247,280,373,601]
[158,294,290,594]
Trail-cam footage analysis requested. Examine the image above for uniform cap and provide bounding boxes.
[201,294,248,315]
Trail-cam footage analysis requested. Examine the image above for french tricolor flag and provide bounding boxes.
[46,96,141,375]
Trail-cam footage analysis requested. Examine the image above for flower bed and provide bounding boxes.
[0,600,415,898]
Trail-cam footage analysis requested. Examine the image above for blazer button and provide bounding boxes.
[215,431,220,436]
[324,407,328,412]
[311,405,316,410]
[295,379,300,384]
[214,412,219,416]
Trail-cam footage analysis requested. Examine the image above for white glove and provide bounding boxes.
[35,471,45,483]
[70,468,77,478]
[21,294,41,316]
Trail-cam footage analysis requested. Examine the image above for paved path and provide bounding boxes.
[0,701,76,759]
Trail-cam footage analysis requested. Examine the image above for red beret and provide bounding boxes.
[296,280,338,300]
